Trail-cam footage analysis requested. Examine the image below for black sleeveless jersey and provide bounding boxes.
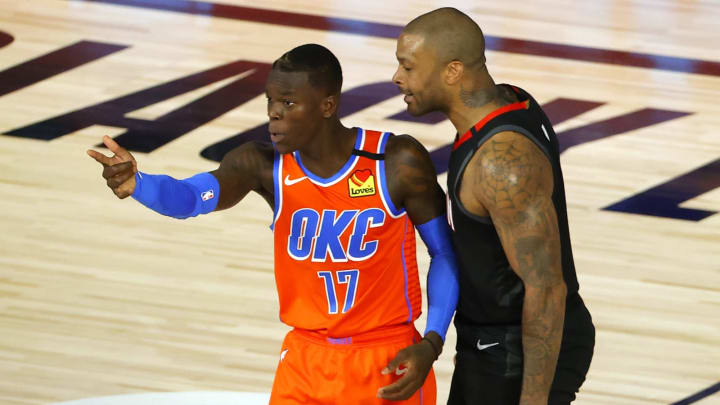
[447,84,581,326]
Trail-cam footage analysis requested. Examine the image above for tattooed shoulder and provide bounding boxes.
[468,131,553,216]
[384,134,445,222]
[385,134,436,195]
[468,131,562,288]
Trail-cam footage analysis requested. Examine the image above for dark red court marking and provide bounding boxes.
[81,0,720,77]
[201,81,400,161]
[426,97,606,174]
[82,0,403,38]
[541,98,605,125]
[557,108,691,154]
[0,31,13,49]
[605,159,720,221]
[670,382,720,404]
[0,40,127,97]
[5,60,271,152]
[484,36,720,77]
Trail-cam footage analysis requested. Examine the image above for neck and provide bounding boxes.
[297,119,356,177]
[446,72,512,135]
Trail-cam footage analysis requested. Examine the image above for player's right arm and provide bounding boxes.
[209,140,274,211]
[464,131,566,405]
[87,135,274,216]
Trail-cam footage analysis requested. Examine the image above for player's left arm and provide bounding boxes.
[470,131,567,405]
[378,134,460,401]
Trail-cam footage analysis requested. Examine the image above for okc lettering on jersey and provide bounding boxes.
[287,208,386,262]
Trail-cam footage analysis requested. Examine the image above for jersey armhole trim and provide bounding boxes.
[401,215,412,323]
[271,151,283,231]
[376,132,406,218]
[449,150,494,225]
[450,124,551,225]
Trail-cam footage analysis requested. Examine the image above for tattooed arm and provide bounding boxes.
[210,141,275,211]
[385,134,446,225]
[377,134,452,400]
[463,131,567,405]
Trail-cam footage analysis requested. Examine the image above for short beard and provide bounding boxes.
[459,83,495,108]
[408,100,443,117]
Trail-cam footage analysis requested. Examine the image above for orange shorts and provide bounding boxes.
[269,324,437,405]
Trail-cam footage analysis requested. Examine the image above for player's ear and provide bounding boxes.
[444,60,463,85]
[321,94,339,118]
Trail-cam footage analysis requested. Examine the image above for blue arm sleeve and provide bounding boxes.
[417,215,460,342]
[131,171,220,219]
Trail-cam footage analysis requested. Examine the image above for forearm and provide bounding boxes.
[416,216,460,344]
[424,248,459,341]
[132,172,219,219]
[519,282,567,405]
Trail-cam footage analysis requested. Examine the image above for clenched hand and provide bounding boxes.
[87,135,138,199]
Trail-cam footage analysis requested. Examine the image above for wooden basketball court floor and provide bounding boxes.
[0,0,718,404]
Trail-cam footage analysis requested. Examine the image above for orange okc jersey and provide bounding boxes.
[271,128,421,337]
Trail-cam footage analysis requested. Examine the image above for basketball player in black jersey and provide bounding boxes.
[392,7,595,405]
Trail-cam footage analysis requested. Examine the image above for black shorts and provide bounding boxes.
[447,294,595,405]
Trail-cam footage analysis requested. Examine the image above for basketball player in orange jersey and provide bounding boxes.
[88,44,459,404]
[392,8,595,405]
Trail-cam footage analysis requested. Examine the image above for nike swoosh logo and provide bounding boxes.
[476,341,499,351]
[284,175,308,186]
[395,367,408,376]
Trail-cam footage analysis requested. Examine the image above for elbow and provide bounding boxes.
[523,277,567,305]
[553,279,567,299]
[544,279,567,304]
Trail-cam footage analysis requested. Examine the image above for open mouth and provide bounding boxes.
[270,133,285,143]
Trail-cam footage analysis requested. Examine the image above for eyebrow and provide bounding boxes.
[265,88,296,96]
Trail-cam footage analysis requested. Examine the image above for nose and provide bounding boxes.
[268,101,281,120]
[392,66,403,86]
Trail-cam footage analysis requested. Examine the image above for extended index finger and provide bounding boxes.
[86,149,113,166]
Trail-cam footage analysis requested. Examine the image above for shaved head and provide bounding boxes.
[403,7,486,68]
[394,8,496,117]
